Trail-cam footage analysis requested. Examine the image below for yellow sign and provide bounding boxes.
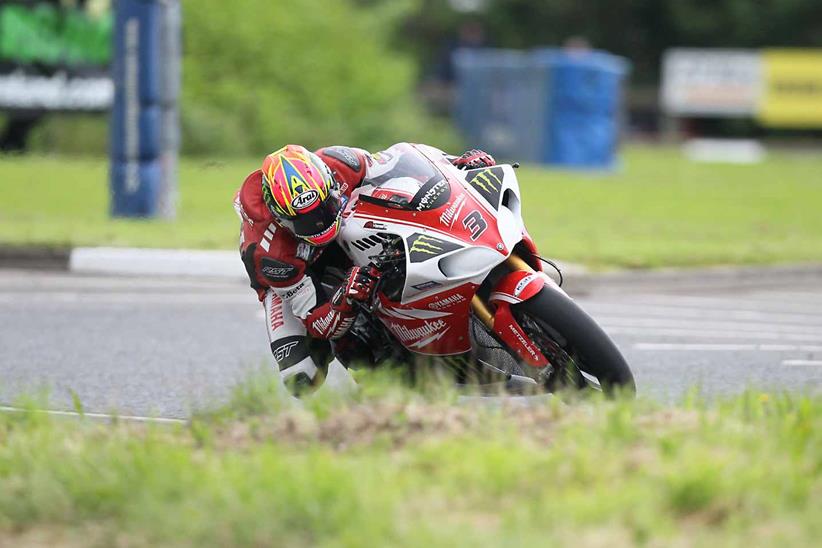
[757,49,822,127]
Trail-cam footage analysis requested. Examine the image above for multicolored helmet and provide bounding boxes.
[261,144,344,246]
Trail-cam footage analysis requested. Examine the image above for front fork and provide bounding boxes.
[471,254,561,367]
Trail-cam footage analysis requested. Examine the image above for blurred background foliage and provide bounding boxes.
[179,0,460,156]
[404,0,822,84]
[23,0,822,156]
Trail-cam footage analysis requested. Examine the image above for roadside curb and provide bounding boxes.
[0,245,71,270]
[69,247,245,280]
[0,245,246,280]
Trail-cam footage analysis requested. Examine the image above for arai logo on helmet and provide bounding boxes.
[291,190,319,210]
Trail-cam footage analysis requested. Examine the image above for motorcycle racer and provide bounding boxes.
[234,144,495,393]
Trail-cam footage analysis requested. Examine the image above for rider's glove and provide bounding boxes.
[331,265,379,312]
[452,149,496,170]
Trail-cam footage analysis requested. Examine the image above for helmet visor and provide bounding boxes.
[276,192,344,245]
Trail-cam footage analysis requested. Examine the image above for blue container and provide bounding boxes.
[453,48,629,169]
[543,112,618,167]
[536,50,627,168]
[453,49,544,162]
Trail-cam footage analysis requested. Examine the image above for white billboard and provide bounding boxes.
[661,49,762,116]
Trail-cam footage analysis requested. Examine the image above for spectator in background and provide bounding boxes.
[563,35,592,56]
[422,20,487,116]
[437,20,487,83]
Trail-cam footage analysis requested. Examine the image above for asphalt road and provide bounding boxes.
[1,269,821,418]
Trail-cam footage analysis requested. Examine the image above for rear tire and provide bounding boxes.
[513,286,635,395]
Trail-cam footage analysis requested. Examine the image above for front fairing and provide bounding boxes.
[339,143,530,355]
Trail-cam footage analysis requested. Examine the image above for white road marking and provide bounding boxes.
[580,303,822,325]
[747,290,822,304]
[606,326,822,342]
[0,405,186,424]
[635,343,757,351]
[781,360,822,367]
[598,316,822,335]
[633,342,822,352]
[616,295,822,314]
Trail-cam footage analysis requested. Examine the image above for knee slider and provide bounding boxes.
[270,335,310,371]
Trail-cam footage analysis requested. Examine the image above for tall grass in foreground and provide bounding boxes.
[0,372,819,547]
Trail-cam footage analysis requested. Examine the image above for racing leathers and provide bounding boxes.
[234,145,370,388]
[234,145,495,389]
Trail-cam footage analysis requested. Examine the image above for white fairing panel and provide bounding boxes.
[339,143,527,305]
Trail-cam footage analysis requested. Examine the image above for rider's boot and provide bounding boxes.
[312,358,358,397]
[280,356,318,397]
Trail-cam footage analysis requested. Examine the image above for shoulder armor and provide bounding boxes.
[237,170,271,224]
[321,146,362,172]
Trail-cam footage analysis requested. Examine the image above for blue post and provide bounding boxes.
[110,0,180,218]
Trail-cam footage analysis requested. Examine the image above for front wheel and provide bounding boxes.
[512,286,636,396]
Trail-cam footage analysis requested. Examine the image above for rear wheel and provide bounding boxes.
[512,286,635,395]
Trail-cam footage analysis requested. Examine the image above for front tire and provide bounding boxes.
[513,286,635,395]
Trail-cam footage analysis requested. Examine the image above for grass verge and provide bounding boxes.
[1,146,822,268]
[1,372,819,547]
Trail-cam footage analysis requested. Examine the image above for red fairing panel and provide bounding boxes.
[354,177,509,257]
[518,233,544,271]
[488,270,550,367]
[376,284,477,355]
[491,302,549,367]
[489,270,546,305]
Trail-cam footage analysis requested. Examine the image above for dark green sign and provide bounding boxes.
[0,2,112,67]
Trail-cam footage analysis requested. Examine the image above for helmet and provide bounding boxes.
[261,144,344,246]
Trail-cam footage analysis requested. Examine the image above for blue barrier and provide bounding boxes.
[110,0,179,218]
[110,160,163,216]
[111,0,162,104]
[110,101,162,159]
[453,48,629,169]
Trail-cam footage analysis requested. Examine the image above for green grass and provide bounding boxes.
[520,147,822,268]
[1,374,820,547]
[0,156,242,250]
[1,146,821,267]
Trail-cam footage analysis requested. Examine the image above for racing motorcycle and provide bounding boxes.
[336,143,634,394]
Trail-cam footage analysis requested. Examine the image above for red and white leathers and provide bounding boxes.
[234,145,496,387]
[234,146,371,385]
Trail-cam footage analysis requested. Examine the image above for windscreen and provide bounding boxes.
[362,143,450,211]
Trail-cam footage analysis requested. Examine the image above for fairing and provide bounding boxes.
[339,143,533,356]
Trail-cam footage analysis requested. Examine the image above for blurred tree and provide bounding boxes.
[400,0,822,85]
[181,0,459,156]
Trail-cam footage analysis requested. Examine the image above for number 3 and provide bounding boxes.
[462,210,487,240]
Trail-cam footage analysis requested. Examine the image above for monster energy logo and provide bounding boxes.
[466,167,505,209]
[471,169,501,192]
[409,235,443,255]
[406,233,461,263]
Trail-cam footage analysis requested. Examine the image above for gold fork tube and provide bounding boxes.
[505,253,535,273]
[471,295,494,330]
[471,253,535,330]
